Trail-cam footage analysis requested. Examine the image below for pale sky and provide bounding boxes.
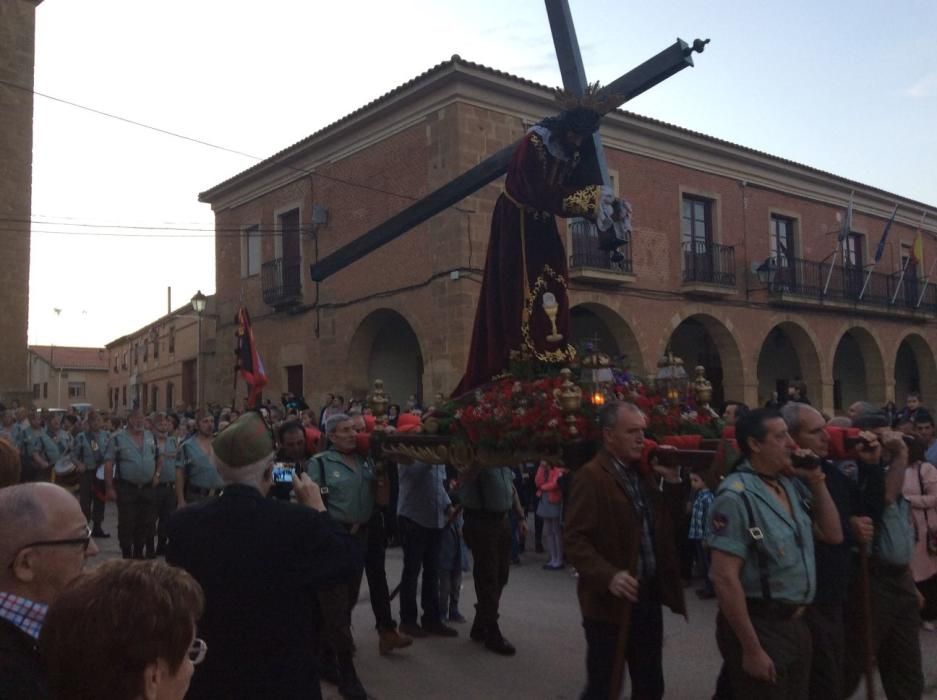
[26,0,937,347]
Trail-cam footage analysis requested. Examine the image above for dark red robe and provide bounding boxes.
[455,130,605,395]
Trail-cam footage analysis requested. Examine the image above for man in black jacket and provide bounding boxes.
[167,411,362,700]
[0,483,99,699]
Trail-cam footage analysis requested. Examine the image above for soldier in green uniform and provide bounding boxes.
[305,412,376,700]
[73,410,110,537]
[707,408,843,699]
[19,411,51,482]
[103,408,162,559]
[176,413,223,507]
[842,413,923,699]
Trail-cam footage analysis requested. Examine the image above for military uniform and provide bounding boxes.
[842,459,923,700]
[459,467,516,649]
[74,429,109,531]
[18,426,51,482]
[105,429,160,559]
[305,449,374,655]
[179,438,223,503]
[706,462,816,699]
[154,434,179,553]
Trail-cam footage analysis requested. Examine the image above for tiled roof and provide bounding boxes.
[199,55,935,212]
[28,346,109,370]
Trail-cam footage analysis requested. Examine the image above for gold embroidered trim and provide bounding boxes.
[562,185,602,217]
[529,134,549,177]
[519,265,577,364]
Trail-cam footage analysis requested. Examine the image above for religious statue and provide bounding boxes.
[455,87,632,394]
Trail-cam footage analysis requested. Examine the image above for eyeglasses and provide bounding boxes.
[20,525,93,553]
[8,525,93,571]
[188,638,208,665]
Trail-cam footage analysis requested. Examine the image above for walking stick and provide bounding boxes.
[609,551,640,700]
[857,542,876,700]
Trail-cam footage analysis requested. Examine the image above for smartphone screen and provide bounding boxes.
[272,463,294,484]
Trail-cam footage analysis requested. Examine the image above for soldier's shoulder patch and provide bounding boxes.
[711,512,730,532]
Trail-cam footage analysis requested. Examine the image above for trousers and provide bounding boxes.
[153,483,176,546]
[804,602,845,700]
[78,469,105,527]
[581,578,664,700]
[115,480,158,558]
[843,565,923,700]
[397,515,443,626]
[463,509,511,636]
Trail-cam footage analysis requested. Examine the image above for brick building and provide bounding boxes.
[105,298,219,415]
[0,0,42,406]
[27,345,109,410]
[199,57,937,417]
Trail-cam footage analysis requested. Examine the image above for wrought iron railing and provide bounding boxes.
[568,220,633,274]
[682,241,736,287]
[767,256,937,313]
[261,257,302,307]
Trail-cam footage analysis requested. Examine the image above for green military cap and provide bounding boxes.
[212,411,275,468]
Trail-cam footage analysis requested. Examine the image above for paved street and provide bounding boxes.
[91,506,937,699]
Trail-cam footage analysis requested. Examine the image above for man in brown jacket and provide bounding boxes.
[565,401,687,700]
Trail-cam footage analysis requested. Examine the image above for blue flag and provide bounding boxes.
[873,205,898,263]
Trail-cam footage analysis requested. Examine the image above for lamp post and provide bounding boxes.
[191,290,207,410]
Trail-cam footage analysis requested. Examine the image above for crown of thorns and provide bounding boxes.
[553,81,619,114]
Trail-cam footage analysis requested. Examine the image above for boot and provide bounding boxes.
[337,652,368,700]
[91,526,110,538]
[378,627,413,655]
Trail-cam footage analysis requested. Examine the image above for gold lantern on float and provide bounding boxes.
[368,379,389,418]
[655,349,688,404]
[693,365,713,408]
[580,344,615,406]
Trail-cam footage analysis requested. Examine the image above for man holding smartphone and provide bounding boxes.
[167,411,360,700]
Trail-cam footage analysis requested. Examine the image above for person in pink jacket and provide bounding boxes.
[903,450,937,630]
[535,461,567,570]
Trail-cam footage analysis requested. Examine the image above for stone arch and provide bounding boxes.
[831,325,887,410]
[347,308,425,405]
[894,332,937,408]
[569,302,644,375]
[659,312,745,410]
[756,321,823,407]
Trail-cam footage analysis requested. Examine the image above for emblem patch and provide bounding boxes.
[711,512,729,532]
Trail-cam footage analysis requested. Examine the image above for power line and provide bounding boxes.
[1,78,477,209]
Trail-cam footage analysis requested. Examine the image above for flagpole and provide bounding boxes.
[822,244,839,296]
[857,266,873,301]
[915,256,937,308]
[891,254,911,305]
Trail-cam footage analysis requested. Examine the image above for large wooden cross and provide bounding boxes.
[309,0,709,282]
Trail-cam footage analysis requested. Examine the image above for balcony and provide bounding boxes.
[262,257,302,309]
[765,257,937,316]
[681,241,737,295]
[567,220,634,285]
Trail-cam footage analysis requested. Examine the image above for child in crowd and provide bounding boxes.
[439,480,469,623]
[688,471,715,599]
[535,460,567,570]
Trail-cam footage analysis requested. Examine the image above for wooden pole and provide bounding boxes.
[858,542,876,700]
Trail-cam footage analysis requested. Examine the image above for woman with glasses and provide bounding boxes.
[40,559,205,700]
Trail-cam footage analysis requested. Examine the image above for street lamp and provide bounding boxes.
[191,291,207,410]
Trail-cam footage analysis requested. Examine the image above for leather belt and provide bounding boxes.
[117,479,154,490]
[746,599,807,620]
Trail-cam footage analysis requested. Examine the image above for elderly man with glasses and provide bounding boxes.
[0,482,99,698]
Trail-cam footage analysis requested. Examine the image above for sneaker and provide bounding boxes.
[422,620,458,637]
[398,622,428,638]
[378,627,413,655]
[448,612,467,623]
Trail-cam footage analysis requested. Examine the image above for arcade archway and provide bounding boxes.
[664,314,744,410]
[347,309,424,405]
[569,303,644,374]
[832,327,886,411]
[756,322,822,406]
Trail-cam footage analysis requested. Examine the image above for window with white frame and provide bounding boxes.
[242,225,262,277]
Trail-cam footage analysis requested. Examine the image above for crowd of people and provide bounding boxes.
[0,387,935,699]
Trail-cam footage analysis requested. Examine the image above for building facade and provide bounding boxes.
[27,345,109,410]
[0,0,42,406]
[199,57,937,417]
[105,299,219,415]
